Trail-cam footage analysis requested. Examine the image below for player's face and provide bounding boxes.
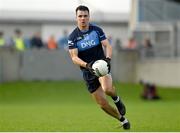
[76,10,90,30]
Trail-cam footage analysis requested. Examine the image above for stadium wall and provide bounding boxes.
[0,49,82,82]
[136,58,180,87]
[0,49,21,82]
[112,50,138,83]
[0,49,138,82]
[21,49,82,81]
[1,49,180,87]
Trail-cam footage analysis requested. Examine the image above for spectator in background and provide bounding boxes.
[47,35,57,50]
[0,31,6,47]
[143,38,153,48]
[31,32,44,49]
[58,30,68,50]
[24,37,31,49]
[140,80,160,100]
[5,36,14,48]
[140,38,154,57]
[126,37,137,49]
[115,38,122,51]
[13,29,25,51]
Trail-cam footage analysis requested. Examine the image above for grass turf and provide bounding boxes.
[0,81,180,131]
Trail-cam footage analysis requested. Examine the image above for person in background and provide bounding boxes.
[126,37,137,49]
[31,32,44,49]
[13,29,25,51]
[24,37,32,49]
[140,80,160,100]
[115,38,122,51]
[143,38,153,48]
[0,31,6,47]
[47,35,57,50]
[140,38,154,57]
[58,30,68,50]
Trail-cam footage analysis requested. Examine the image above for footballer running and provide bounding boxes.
[68,5,130,130]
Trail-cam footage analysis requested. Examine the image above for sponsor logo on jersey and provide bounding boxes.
[77,31,99,51]
[81,40,96,48]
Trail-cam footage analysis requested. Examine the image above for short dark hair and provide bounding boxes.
[76,5,89,14]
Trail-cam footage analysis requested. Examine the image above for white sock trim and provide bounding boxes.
[114,96,119,103]
[121,118,128,125]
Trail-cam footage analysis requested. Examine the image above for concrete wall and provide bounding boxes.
[1,49,180,88]
[0,49,21,82]
[0,48,82,82]
[21,49,82,81]
[112,50,139,82]
[136,58,180,87]
[0,48,138,82]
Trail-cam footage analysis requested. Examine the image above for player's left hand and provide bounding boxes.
[103,57,111,73]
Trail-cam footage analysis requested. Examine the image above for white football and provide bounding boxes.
[92,60,109,77]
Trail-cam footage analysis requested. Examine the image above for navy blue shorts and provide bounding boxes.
[82,70,100,93]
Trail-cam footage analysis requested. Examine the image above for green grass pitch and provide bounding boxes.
[0,81,180,131]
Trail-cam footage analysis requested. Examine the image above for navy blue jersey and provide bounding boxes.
[68,24,106,69]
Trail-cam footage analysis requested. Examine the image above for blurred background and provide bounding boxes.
[0,0,180,87]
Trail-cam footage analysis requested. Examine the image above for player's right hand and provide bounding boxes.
[86,61,95,75]
[103,57,111,73]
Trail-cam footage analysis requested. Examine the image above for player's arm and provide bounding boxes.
[69,48,87,68]
[101,39,112,72]
[69,48,95,74]
[101,39,112,59]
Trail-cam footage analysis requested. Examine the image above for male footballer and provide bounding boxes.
[68,5,130,130]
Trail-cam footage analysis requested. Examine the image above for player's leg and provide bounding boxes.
[99,74,130,129]
[91,86,120,120]
[82,70,130,129]
[91,86,130,129]
[83,70,120,119]
[99,74,126,116]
